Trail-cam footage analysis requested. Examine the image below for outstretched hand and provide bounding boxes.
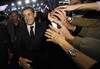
[45,24,65,45]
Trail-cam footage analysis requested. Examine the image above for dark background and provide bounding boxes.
[0,0,14,5]
[0,0,61,6]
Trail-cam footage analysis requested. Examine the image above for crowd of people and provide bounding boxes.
[0,0,100,69]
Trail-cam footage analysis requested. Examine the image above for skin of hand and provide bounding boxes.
[45,25,74,51]
[19,57,32,69]
[45,25,97,69]
[57,21,75,43]
[8,49,13,64]
[45,23,74,43]
[45,25,66,45]
[48,12,57,22]
[48,9,69,27]
[48,9,75,31]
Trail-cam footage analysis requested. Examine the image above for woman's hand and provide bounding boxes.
[45,25,65,45]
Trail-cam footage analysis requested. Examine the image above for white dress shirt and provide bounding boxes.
[27,22,36,35]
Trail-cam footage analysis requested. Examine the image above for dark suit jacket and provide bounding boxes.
[15,22,49,69]
[7,20,24,43]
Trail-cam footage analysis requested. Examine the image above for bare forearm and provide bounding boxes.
[72,51,97,69]
[59,39,97,69]
[77,3,98,10]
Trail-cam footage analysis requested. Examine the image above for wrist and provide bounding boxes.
[59,39,75,52]
[67,48,80,57]
[68,25,76,31]
[67,35,75,43]
[59,38,66,47]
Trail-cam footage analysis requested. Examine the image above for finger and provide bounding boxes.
[48,13,59,22]
[48,13,53,21]
[45,32,51,38]
[57,5,68,11]
[52,11,63,19]
[25,59,32,63]
[54,9,65,17]
[50,12,59,19]
[51,10,61,16]
[57,21,65,28]
[58,9,66,17]
[46,39,52,42]
[51,17,60,24]
[57,5,66,9]
[49,10,61,22]
[46,29,55,34]
[21,63,30,69]
[48,13,51,18]
[24,64,31,69]
[46,29,53,34]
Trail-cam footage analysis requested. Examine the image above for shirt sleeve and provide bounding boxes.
[72,37,100,61]
[71,26,82,36]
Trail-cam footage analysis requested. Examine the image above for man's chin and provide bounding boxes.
[26,22,34,25]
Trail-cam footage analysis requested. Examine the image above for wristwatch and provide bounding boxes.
[68,17,73,23]
[68,48,79,57]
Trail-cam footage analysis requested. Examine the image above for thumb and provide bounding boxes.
[25,59,32,63]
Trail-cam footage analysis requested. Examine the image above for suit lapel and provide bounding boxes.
[24,24,30,38]
[34,22,43,44]
[33,22,47,49]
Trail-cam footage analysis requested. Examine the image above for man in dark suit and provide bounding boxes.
[7,10,24,44]
[7,11,25,69]
[14,6,50,69]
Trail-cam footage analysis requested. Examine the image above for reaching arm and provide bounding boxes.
[76,2,99,10]
[58,1,100,11]
[45,25,97,69]
[59,38,97,69]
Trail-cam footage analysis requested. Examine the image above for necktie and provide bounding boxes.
[30,26,34,41]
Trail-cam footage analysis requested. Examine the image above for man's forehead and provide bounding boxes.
[23,9,33,14]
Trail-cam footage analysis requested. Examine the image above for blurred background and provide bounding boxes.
[0,0,70,15]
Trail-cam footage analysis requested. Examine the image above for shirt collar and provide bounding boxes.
[27,22,36,34]
[27,22,35,27]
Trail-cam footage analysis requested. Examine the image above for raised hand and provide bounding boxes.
[45,25,65,45]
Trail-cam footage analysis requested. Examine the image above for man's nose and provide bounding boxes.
[25,16,29,20]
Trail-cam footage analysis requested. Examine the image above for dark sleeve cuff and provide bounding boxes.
[71,26,82,36]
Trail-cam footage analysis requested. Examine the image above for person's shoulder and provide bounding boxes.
[36,22,50,29]
[0,24,7,29]
[18,20,25,26]
[0,24,8,35]
[16,23,26,36]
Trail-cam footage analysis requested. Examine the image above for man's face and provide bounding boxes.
[70,0,81,4]
[11,12,18,22]
[23,9,36,25]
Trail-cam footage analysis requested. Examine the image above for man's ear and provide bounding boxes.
[34,12,36,17]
